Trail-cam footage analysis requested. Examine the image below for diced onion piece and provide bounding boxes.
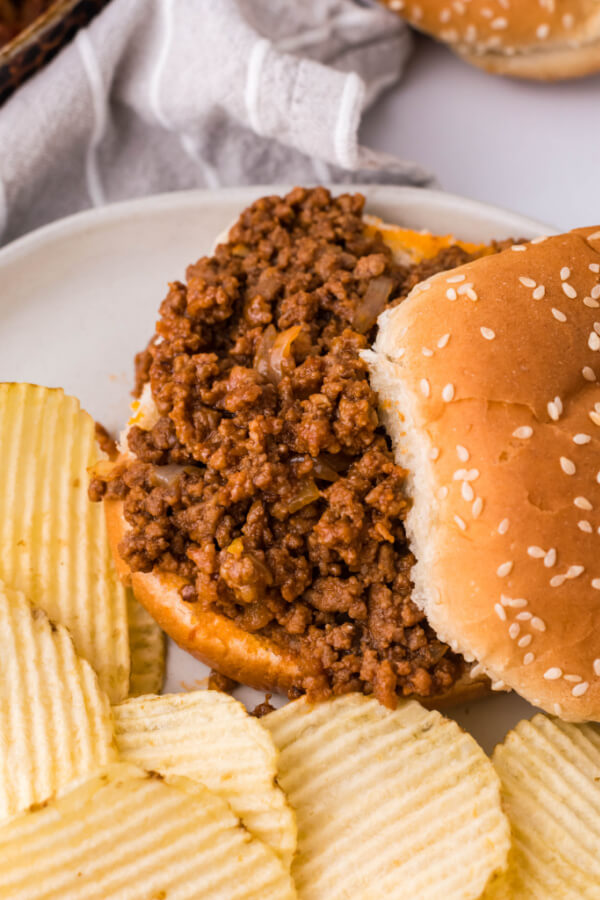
[268,325,303,383]
[353,276,394,333]
[312,457,340,482]
[287,479,321,514]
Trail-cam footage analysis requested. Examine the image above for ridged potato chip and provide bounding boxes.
[113,690,296,867]
[484,715,600,899]
[263,694,510,900]
[0,762,296,900]
[0,582,115,824]
[0,383,129,702]
[126,591,166,696]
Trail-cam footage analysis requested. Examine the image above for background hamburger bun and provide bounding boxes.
[367,226,600,721]
[381,0,600,80]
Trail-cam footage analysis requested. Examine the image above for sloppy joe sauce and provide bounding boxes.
[91,188,496,706]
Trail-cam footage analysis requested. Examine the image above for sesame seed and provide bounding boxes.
[573,433,592,444]
[491,16,508,28]
[461,481,474,502]
[491,680,506,692]
[480,327,495,340]
[544,548,557,567]
[579,520,593,533]
[551,308,567,322]
[553,703,562,716]
[567,565,584,578]
[511,244,527,251]
[472,497,483,518]
[550,574,566,587]
[531,617,546,632]
[498,518,510,534]
[588,332,600,351]
[389,0,404,7]
[438,486,449,500]
[457,282,473,295]
[560,267,570,280]
[518,634,533,648]
[592,579,600,590]
[519,276,536,288]
[590,263,600,273]
[532,285,545,300]
[573,682,589,697]
[536,23,550,38]
[594,659,600,676]
[429,447,440,460]
[456,444,469,462]
[440,7,451,21]
[422,347,433,357]
[453,0,465,12]
[562,283,577,299]
[412,5,423,20]
[437,333,450,348]
[592,285,600,299]
[527,546,545,558]
[420,378,430,398]
[590,232,600,240]
[508,623,520,639]
[453,468,468,480]
[446,274,466,283]
[494,603,507,621]
[523,652,535,665]
[564,674,581,683]
[531,235,548,244]
[465,469,479,481]
[584,297,600,309]
[575,496,593,510]
[454,515,467,531]
[497,561,513,577]
[466,288,478,301]
[513,426,533,439]
[516,612,532,621]
[442,383,455,402]
[562,12,574,27]
[505,597,528,608]
[560,457,576,475]
[544,667,562,680]
[590,411,600,427]
[446,288,457,300]
[547,400,561,421]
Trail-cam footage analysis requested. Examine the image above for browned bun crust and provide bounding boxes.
[368,226,600,722]
[380,0,600,81]
[106,495,490,706]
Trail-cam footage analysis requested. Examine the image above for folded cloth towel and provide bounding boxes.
[0,0,432,245]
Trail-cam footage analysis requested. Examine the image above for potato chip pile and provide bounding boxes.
[0,383,598,899]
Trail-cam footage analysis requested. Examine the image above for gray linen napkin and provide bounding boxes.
[0,0,431,245]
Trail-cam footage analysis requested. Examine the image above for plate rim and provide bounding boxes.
[0,184,556,267]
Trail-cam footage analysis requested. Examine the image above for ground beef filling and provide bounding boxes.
[92,187,492,707]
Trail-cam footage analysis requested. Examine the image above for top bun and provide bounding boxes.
[366,226,600,721]
[381,0,600,80]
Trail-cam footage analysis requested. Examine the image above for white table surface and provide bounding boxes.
[362,34,600,233]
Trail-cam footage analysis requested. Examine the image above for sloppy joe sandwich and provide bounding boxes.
[367,226,600,721]
[92,187,506,709]
[381,0,600,80]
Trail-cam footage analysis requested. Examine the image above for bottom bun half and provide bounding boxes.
[105,496,491,708]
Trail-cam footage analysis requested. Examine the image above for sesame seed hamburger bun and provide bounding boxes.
[366,226,600,721]
[381,0,600,80]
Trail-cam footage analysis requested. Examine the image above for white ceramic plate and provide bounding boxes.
[0,185,555,752]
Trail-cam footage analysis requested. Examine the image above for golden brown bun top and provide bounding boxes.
[368,226,600,721]
[380,0,600,79]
